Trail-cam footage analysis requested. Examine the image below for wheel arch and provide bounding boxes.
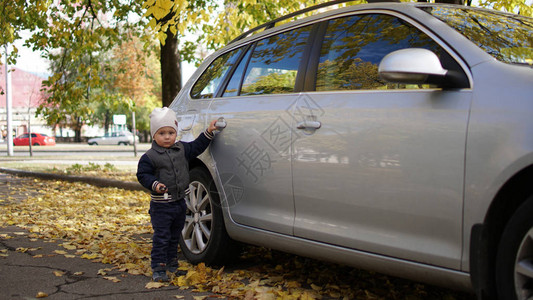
[470,164,533,299]
[189,157,209,173]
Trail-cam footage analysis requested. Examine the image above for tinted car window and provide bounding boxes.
[421,7,533,66]
[316,14,443,91]
[191,48,243,99]
[238,25,313,96]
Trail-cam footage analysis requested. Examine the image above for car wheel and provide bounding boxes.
[496,196,533,300]
[89,142,97,145]
[179,167,239,266]
[33,143,40,146]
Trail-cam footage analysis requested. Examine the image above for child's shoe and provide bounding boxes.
[152,270,169,282]
[152,263,169,282]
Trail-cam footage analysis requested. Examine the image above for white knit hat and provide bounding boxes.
[150,107,178,138]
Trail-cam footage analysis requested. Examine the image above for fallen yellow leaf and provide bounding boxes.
[36,291,48,298]
[103,276,121,283]
[53,271,65,277]
[61,243,77,250]
[98,268,112,275]
[145,281,166,289]
[82,253,99,260]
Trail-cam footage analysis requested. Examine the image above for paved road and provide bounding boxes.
[0,143,149,169]
[0,143,150,158]
[1,226,204,300]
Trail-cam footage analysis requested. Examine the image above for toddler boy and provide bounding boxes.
[137,107,217,282]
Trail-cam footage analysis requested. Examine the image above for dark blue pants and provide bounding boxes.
[149,200,186,270]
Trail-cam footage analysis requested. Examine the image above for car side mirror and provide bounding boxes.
[378,48,448,86]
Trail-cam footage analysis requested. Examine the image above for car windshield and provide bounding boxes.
[420,6,533,66]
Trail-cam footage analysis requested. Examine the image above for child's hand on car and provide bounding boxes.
[207,119,218,133]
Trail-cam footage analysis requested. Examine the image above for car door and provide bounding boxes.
[17,134,30,146]
[105,133,116,145]
[207,25,314,235]
[291,13,472,269]
[30,133,38,145]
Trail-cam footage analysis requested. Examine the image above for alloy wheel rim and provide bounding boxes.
[182,181,213,254]
[515,227,533,300]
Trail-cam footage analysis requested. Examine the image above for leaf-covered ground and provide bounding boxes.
[0,175,476,300]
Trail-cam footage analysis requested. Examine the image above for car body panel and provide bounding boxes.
[462,60,533,271]
[292,89,471,269]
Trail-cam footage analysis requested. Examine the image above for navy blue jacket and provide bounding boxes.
[137,130,213,202]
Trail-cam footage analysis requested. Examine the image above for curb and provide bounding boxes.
[0,167,148,192]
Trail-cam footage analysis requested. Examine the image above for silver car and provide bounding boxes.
[87,131,137,145]
[170,3,533,299]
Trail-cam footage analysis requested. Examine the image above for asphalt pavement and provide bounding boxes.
[0,172,213,300]
[0,142,150,158]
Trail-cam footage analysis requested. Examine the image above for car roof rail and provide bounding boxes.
[228,0,399,44]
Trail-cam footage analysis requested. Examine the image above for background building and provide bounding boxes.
[0,66,51,141]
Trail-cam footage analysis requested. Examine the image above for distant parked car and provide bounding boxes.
[13,133,56,146]
[87,131,137,145]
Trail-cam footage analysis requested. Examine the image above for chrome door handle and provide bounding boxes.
[215,117,227,129]
[296,120,321,130]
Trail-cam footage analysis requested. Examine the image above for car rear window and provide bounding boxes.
[191,48,244,99]
[239,25,313,96]
[221,25,314,97]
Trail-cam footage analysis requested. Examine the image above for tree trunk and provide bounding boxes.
[104,111,111,135]
[160,29,182,107]
[75,117,82,143]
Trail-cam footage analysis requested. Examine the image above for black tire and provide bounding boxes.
[179,167,240,266]
[89,142,97,145]
[33,143,40,146]
[496,196,533,300]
